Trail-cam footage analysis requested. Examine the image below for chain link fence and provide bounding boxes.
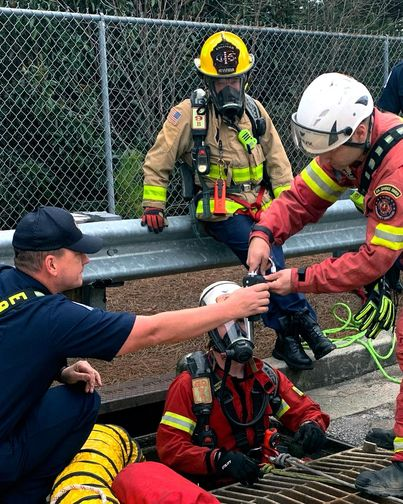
[1,7,402,229]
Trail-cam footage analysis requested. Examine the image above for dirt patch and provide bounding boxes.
[86,254,363,385]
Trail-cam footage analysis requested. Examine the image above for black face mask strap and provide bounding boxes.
[217,356,269,428]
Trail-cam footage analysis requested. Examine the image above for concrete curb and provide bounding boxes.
[265,331,396,391]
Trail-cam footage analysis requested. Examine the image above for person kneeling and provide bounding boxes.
[157,281,330,489]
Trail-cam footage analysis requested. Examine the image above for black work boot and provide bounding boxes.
[365,427,395,450]
[293,310,336,360]
[355,462,403,497]
[272,315,313,370]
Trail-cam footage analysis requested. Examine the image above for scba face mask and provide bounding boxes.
[199,281,255,363]
[216,317,254,363]
[207,75,248,120]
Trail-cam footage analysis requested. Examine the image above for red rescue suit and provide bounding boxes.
[156,358,329,481]
[252,108,403,455]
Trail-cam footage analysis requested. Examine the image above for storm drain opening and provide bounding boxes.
[212,445,403,504]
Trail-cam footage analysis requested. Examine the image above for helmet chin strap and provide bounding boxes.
[344,113,373,154]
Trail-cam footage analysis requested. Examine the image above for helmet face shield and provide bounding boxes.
[291,113,353,155]
[199,281,255,363]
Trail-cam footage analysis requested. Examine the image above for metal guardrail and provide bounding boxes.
[0,200,366,286]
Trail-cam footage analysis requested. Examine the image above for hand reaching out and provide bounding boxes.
[265,269,293,295]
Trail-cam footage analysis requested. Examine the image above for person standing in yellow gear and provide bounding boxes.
[141,31,335,371]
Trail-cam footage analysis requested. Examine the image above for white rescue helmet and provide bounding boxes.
[291,73,374,155]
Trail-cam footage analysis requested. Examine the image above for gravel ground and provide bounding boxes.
[83,254,363,385]
[327,402,395,447]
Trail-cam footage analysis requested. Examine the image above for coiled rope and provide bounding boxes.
[314,302,399,384]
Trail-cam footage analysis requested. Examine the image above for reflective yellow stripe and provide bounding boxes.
[196,197,271,216]
[160,411,196,435]
[208,164,222,179]
[143,185,167,202]
[394,436,403,453]
[232,164,264,183]
[301,160,345,203]
[275,399,290,419]
[209,163,264,183]
[292,386,304,397]
[273,184,291,199]
[371,223,403,251]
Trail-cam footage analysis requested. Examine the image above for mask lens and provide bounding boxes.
[213,77,241,93]
[222,319,249,342]
[208,75,246,119]
[220,318,254,362]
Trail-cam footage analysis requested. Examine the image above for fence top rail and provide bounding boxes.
[0,200,366,284]
[0,6,400,41]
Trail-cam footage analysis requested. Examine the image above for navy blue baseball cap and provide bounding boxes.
[12,206,103,253]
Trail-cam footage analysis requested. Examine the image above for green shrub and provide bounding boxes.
[114,149,144,219]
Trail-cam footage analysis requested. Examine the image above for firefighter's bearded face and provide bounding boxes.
[210,293,255,363]
[208,76,247,120]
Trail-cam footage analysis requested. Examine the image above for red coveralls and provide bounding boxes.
[156,357,329,481]
[251,109,403,458]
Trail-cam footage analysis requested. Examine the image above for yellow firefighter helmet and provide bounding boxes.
[194,31,254,78]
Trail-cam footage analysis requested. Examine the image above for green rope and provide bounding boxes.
[307,302,400,384]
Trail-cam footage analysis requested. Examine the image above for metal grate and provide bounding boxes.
[212,446,403,503]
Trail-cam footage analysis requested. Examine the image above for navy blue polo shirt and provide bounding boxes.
[378,61,403,114]
[0,266,135,441]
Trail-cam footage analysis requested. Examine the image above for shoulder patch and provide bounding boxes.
[374,194,397,220]
[374,184,401,198]
[167,108,182,126]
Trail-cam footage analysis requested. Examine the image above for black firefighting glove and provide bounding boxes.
[353,276,396,339]
[141,207,167,233]
[215,449,262,486]
[294,421,326,454]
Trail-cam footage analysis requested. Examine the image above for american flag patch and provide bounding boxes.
[167,108,182,126]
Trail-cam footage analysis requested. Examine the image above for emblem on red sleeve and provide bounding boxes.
[374,194,397,220]
[374,184,401,198]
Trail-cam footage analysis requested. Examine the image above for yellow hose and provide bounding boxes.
[49,423,144,504]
